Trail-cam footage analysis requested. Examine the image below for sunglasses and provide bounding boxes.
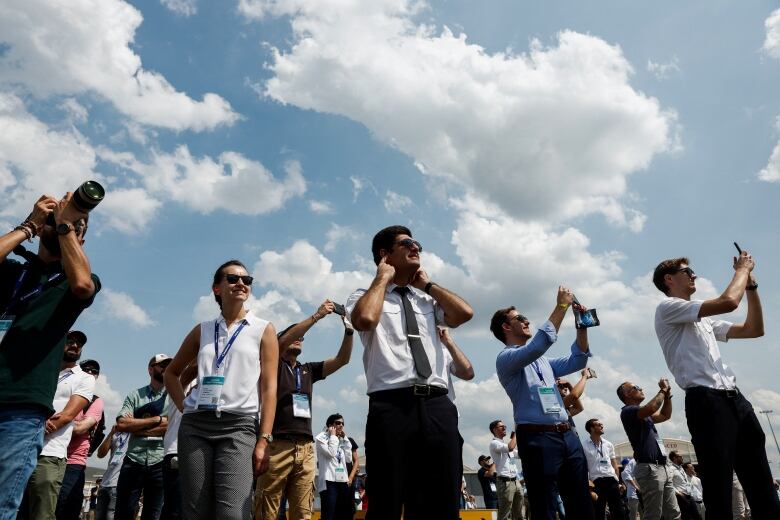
[629,385,642,392]
[334,421,344,426]
[508,315,529,325]
[224,274,254,286]
[676,267,695,278]
[65,339,84,347]
[82,367,99,375]
[394,238,422,252]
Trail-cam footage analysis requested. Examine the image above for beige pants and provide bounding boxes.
[496,478,525,520]
[255,438,316,520]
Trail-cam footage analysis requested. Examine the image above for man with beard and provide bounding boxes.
[114,355,171,520]
[18,331,96,520]
[0,193,100,518]
[254,300,354,520]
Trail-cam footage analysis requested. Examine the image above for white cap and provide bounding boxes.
[148,353,172,366]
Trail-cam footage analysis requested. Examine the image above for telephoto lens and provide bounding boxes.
[72,181,105,212]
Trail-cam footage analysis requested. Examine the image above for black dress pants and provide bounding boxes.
[364,390,462,520]
[593,477,624,520]
[675,493,702,520]
[685,388,780,520]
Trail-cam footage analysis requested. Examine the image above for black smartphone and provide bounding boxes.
[734,242,742,254]
[333,303,346,316]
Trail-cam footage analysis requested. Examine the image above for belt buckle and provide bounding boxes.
[725,388,739,398]
[554,423,567,433]
[412,384,430,397]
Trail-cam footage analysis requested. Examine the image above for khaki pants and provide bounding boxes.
[496,478,525,520]
[634,462,680,520]
[21,455,66,520]
[255,438,315,520]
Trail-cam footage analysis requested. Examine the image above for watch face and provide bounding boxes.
[56,223,72,235]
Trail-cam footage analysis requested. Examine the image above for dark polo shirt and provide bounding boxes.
[273,359,325,439]
[620,404,666,464]
[0,257,101,415]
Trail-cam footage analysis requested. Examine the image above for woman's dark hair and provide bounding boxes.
[212,260,247,308]
[371,225,412,265]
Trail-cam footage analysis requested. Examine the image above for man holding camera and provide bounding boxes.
[0,192,100,519]
[491,286,594,520]
[488,420,525,520]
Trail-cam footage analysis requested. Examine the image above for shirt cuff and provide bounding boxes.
[539,320,557,343]
[571,340,593,357]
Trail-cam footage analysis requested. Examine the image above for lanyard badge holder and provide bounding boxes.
[572,295,600,329]
[532,361,562,414]
[291,365,311,419]
[197,320,247,416]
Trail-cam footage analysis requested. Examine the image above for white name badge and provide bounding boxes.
[0,318,14,345]
[489,482,497,493]
[197,375,225,410]
[599,458,610,467]
[537,386,561,414]
[292,393,311,418]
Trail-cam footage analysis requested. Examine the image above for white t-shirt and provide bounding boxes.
[315,430,349,491]
[41,365,95,458]
[100,432,130,488]
[184,312,269,415]
[654,297,735,390]
[345,284,448,393]
[582,437,618,481]
[489,438,519,479]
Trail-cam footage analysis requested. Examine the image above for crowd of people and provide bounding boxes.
[1,194,779,520]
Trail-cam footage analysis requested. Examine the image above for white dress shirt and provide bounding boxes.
[582,437,618,481]
[621,458,639,499]
[184,312,269,416]
[41,365,95,458]
[315,430,349,492]
[690,475,703,501]
[345,284,448,393]
[654,297,735,390]
[670,463,692,495]
[489,438,519,479]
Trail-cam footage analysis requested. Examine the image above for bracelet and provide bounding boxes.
[424,282,435,294]
[312,314,320,323]
[22,220,39,237]
[559,303,569,310]
[13,225,32,241]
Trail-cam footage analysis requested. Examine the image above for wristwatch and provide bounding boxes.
[260,432,273,443]
[56,222,74,236]
[746,282,758,291]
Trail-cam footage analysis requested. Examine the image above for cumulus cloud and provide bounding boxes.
[324,223,361,252]
[99,289,156,328]
[0,0,237,131]
[758,140,780,182]
[249,0,675,228]
[98,188,163,235]
[193,290,303,326]
[764,8,780,60]
[383,190,413,213]
[161,0,197,17]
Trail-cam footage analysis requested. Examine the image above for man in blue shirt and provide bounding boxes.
[491,285,593,520]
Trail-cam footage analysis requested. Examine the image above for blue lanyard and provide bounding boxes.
[285,363,303,393]
[58,371,73,383]
[116,433,128,450]
[531,361,546,385]
[592,440,604,458]
[213,319,247,369]
[2,268,64,318]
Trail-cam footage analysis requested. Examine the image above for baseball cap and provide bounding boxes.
[478,455,489,463]
[67,330,88,345]
[148,354,172,366]
[79,359,101,374]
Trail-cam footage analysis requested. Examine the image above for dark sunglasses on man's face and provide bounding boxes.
[677,267,695,278]
[224,274,254,286]
[508,315,528,325]
[82,367,99,375]
[394,238,422,252]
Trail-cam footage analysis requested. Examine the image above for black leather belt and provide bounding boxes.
[274,433,313,443]
[516,422,571,433]
[496,476,515,482]
[686,386,740,398]
[370,384,448,400]
[636,458,667,465]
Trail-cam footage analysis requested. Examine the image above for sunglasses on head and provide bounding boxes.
[394,238,422,252]
[224,274,254,286]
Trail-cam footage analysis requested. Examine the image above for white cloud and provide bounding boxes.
[98,188,163,235]
[193,290,303,327]
[349,176,376,202]
[252,0,676,228]
[309,200,334,214]
[647,56,681,80]
[324,223,360,252]
[764,8,780,60]
[758,140,780,182]
[59,98,89,124]
[383,190,413,213]
[161,0,197,17]
[0,0,237,131]
[99,288,156,328]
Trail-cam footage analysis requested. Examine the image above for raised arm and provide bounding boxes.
[409,269,473,328]
[699,252,753,318]
[254,322,279,477]
[278,300,335,350]
[351,257,395,331]
[727,272,764,339]
[651,379,673,423]
[547,286,575,332]
[164,324,200,412]
[637,378,671,421]
[53,193,95,300]
[0,195,58,262]
[438,328,474,380]
[322,318,354,377]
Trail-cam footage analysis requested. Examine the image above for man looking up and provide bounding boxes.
[617,379,678,520]
[347,225,473,520]
[491,287,593,520]
[668,451,701,520]
[488,420,525,520]
[653,254,780,519]
[254,299,354,520]
[0,193,100,518]
[582,418,624,520]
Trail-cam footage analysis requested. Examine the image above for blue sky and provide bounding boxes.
[2,0,780,471]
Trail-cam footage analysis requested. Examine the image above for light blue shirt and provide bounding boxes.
[496,321,591,425]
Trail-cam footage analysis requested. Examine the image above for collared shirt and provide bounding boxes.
[620,404,666,463]
[272,359,325,439]
[41,364,95,458]
[582,437,618,481]
[670,463,692,496]
[489,438,519,478]
[100,431,130,488]
[655,297,734,390]
[119,384,169,466]
[345,284,448,393]
[621,458,639,499]
[67,396,104,465]
[314,430,349,491]
[690,475,703,501]
[495,321,591,425]
[184,312,269,416]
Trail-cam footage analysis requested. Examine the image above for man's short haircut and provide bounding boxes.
[371,225,412,265]
[488,419,502,434]
[326,413,344,427]
[212,259,247,308]
[490,306,516,344]
[616,382,628,403]
[584,418,599,433]
[669,450,679,460]
[652,257,690,295]
[682,462,693,470]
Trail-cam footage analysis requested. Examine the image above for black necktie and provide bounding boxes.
[393,286,432,379]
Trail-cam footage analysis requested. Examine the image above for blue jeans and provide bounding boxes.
[0,407,47,520]
[160,455,180,520]
[115,459,164,520]
[515,429,594,520]
[319,481,352,520]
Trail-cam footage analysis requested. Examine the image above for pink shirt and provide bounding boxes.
[67,397,104,466]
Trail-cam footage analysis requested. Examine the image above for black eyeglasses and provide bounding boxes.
[224,274,254,286]
[677,267,695,278]
[394,238,422,252]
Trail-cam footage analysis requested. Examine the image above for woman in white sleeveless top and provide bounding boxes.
[164,260,278,520]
